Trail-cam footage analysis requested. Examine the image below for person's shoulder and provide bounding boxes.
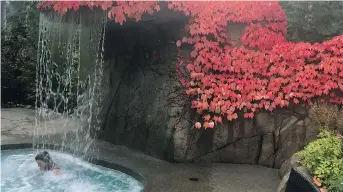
[52,168,61,175]
[52,162,60,170]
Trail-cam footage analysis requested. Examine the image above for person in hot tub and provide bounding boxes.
[35,151,61,175]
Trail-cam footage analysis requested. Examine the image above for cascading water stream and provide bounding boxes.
[1,5,145,192]
[34,8,107,157]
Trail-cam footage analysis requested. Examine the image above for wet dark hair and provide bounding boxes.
[35,151,51,163]
[35,151,58,171]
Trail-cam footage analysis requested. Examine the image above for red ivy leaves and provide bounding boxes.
[186,36,343,129]
[241,22,287,50]
[38,1,159,25]
[38,1,343,129]
[171,2,343,129]
[107,1,160,24]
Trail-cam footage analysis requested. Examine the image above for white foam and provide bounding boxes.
[48,151,102,172]
[1,149,143,192]
[42,170,75,182]
[65,181,99,192]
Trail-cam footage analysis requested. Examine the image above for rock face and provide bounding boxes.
[279,153,302,178]
[99,57,319,168]
[96,8,320,168]
[167,110,318,168]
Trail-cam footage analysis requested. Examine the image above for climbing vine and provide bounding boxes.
[38,1,343,129]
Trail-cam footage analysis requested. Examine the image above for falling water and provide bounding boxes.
[1,1,8,29]
[34,8,107,156]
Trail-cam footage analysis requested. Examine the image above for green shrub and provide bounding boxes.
[326,174,343,192]
[297,130,343,191]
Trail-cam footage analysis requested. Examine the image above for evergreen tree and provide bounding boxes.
[1,1,39,106]
[281,1,343,43]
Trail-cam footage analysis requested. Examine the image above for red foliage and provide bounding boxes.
[38,1,160,24]
[241,22,287,50]
[38,1,343,129]
[169,2,343,128]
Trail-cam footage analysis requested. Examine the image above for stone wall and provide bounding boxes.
[96,14,320,168]
[181,108,319,168]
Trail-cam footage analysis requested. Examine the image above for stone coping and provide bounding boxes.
[1,143,150,192]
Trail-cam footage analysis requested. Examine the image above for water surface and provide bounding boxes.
[1,149,143,192]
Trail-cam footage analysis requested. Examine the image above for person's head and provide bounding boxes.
[35,151,53,171]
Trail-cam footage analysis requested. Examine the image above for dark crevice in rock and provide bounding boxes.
[164,107,189,160]
[123,109,129,130]
[101,64,129,133]
[143,124,151,151]
[274,118,300,168]
[259,151,275,166]
[255,135,264,164]
[303,118,307,147]
[272,115,292,167]
[164,126,176,161]
[261,118,300,168]
[186,128,198,161]
[272,115,279,168]
[259,139,280,167]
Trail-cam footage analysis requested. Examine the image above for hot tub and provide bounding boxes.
[1,148,144,192]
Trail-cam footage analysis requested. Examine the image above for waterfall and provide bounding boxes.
[34,8,107,156]
[1,1,8,29]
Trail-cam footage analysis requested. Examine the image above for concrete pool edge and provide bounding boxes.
[1,143,150,192]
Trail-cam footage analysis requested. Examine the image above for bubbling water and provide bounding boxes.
[1,149,143,192]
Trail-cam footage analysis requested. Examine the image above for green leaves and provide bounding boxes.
[297,130,343,191]
[1,1,39,105]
